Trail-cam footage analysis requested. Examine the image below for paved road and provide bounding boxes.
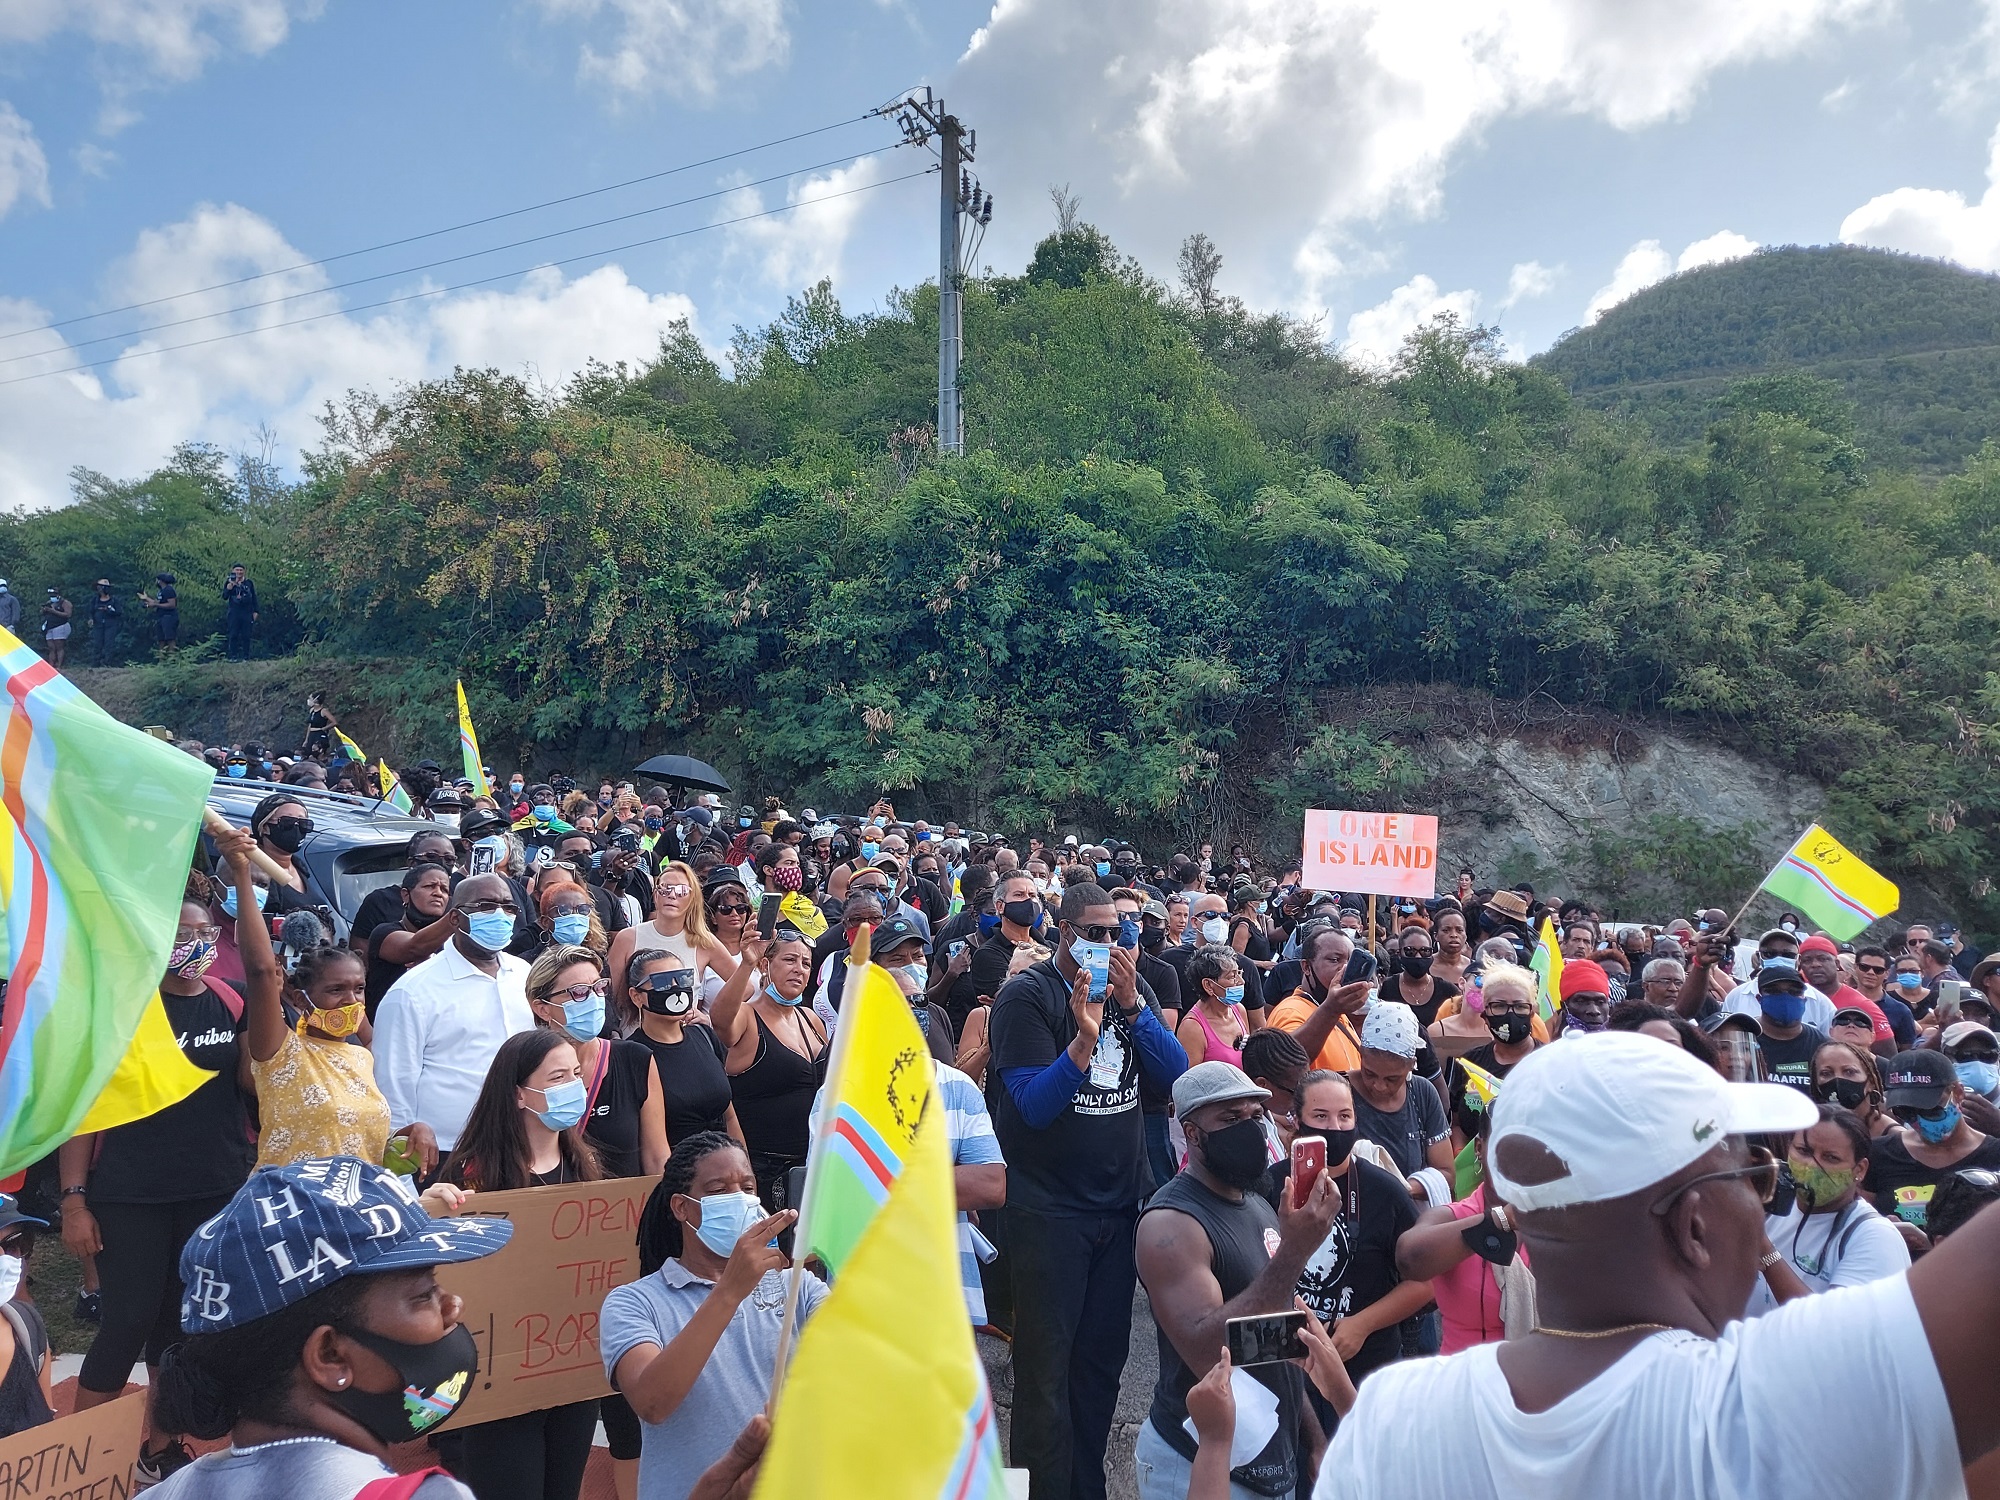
[980,1286,1161,1500]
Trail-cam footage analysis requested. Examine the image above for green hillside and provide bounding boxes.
[1533,244,2000,469]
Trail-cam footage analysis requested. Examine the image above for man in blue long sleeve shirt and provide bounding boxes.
[988,884,1188,1500]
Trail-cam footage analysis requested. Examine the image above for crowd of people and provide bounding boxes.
[0,564,257,666]
[5,738,2000,1500]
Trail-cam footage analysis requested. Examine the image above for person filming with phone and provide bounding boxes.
[1135,1061,1344,1500]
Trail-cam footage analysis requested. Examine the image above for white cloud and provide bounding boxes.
[1840,120,2000,271]
[0,203,701,510]
[716,155,893,294]
[953,0,1880,312]
[1583,230,1758,322]
[1502,259,1560,309]
[0,105,49,220]
[1342,274,1480,368]
[534,0,787,102]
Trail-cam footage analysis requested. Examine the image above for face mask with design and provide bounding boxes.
[772,864,803,893]
[1916,1102,1962,1144]
[464,910,515,953]
[220,884,269,919]
[306,1000,365,1039]
[1787,1154,1855,1210]
[327,1323,479,1443]
[168,935,217,979]
[526,1077,588,1130]
[688,1189,764,1258]
[1818,1076,1869,1110]
[642,971,697,1017]
[1487,1011,1532,1044]
[551,912,592,946]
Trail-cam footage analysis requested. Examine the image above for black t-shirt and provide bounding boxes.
[1757,1024,1830,1094]
[354,885,407,950]
[1351,1080,1449,1178]
[1377,974,1459,1079]
[633,1024,735,1148]
[950,933,1017,1037]
[582,1039,656,1178]
[364,918,419,1018]
[1268,1156,1417,1380]
[988,960,1149,1216]
[89,985,254,1204]
[1447,1041,1525,1137]
[1868,1131,2000,1231]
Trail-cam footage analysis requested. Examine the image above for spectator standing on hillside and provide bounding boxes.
[222,563,258,660]
[141,573,179,654]
[0,578,19,636]
[88,580,121,665]
[39,588,70,669]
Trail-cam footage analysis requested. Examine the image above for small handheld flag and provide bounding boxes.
[1756,825,1899,941]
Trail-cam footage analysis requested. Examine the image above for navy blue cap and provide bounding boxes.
[873,912,930,954]
[179,1156,511,1333]
[0,1191,47,1237]
[1755,957,1806,993]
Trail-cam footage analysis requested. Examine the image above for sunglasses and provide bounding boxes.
[634,971,695,992]
[850,881,890,895]
[1894,1102,1956,1126]
[549,979,610,1002]
[1073,923,1121,943]
[266,816,314,836]
[1856,963,1887,975]
[1952,1047,2000,1065]
[711,901,751,917]
[462,898,519,915]
[657,883,692,899]
[1650,1145,1779,1215]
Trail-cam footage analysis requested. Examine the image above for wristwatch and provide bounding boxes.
[61,1184,87,1198]
[1758,1249,1783,1269]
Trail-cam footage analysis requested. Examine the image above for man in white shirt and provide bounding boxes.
[374,872,534,1172]
[1317,1030,2000,1499]
[1715,929,1835,1031]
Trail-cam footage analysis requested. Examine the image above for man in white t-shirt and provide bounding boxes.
[1316,1030,2000,1500]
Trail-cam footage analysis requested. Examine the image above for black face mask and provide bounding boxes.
[1401,953,1434,978]
[1194,1117,1272,1190]
[1820,1076,1869,1110]
[265,821,310,854]
[1002,899,1040,929]
[1460,1214,1518,1265]
[326,1322,478,1443]
[1293,1124,1357,1169]
[641,971,697,1017]
[1488,1012,1533,1045]
[1140,926,1166,954]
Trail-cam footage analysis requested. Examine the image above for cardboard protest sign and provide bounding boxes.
[1302,809,1439,900]
[436,1176,654,1428]
[0,1390,144,1500]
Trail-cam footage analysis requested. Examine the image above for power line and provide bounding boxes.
[0,112,876,348]
[0,146,901,371]
[1,166,937,391]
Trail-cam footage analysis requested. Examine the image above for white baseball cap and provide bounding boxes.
[1360,1000,1421,1060]
[1488,1031,1816,1213]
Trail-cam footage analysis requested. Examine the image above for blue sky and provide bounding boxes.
[5,0,2000,507]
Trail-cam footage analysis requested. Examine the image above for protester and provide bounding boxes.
[531,879,610,963]
[1266,928,1371,1073]
[1746,958,1829,1092]
[374,873,535,1175]
[1133,1061,1339,1500]
[627,948,743,1150]
[1349,1002,1454,1214]
[366,862,457,1016]
[524,945,668,1178]
[1744,1105,1909,1316]
[602,1133,817,1500]
[58,871,256,1485]
[1867,1048,2000,1239]
[608,862,736,1025]
[146,1157,499,1500]
[0,1192,53,1438]
[706,930,829,1208]
[435,1030,605,1500]
[1175,944,1251,1067]
[222,563,259,659]
[1813,1040,1896,1138]
[247,791,320,914]
[1443,963,1540,1134]
[39,586,71,668]
[988,884,1189,1500]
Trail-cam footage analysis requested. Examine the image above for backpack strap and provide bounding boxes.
[354,1466,453,1500]
[204,974,246,1026]
[1,1300,49,1371]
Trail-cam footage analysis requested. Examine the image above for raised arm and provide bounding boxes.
[214,827,287,1063]
[1280,982,1371,1061]
[378,907,458,967]
[708,936,761,1050]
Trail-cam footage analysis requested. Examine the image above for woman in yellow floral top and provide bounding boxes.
[215,828,394,1168]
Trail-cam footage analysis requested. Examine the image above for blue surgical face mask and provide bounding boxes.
[1915,1102,1961,1144]
[557,991,604,1042]
[528,1077,587,1131]
[740,816,753,829]
[551,911,592,946]
[764,981,803,1008]
[509,781,524,795]
[465,909,515,953]
[532,803,559,823]
[226,763,247,778]
[1222,983,1244,1007]
[860,841,880,861]
[1896,972,1923,990]
[220,884,269,918]
[901,961,929,992]
[1956,1060,1999,1097]
[691,1189,764,1258]
[1069,936,1110,998]
[1095,861,1111,878]
[1759,992,1807,1028]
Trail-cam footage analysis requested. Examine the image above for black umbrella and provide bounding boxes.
[632,753,732,794]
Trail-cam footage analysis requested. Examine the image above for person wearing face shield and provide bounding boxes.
[626,948,742,1150]
[372,874,535,1180]
[1133,1062,1341,1500]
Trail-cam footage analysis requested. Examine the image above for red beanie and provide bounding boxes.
[1560,959,1610,1000]
[1797,934,1838,956]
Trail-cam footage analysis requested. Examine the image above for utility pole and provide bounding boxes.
[880,89,993,456]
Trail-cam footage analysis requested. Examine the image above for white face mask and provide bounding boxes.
[0,1252,21,1304]
[1199,916,1229,944]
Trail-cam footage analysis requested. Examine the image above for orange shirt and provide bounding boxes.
[1267,989,1365,1072]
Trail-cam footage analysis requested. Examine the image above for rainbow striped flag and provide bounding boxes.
[798,958,934,1273]
[0,629,217,1176]
[455,681,491,798]
[1758,824,1899,941]
[756,1089,1005,1500]
[379,760,414,814]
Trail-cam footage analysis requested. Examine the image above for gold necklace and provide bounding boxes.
[1534,1322,1674,1340]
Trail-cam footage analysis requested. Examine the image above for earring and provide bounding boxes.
[335,1376,348,1387]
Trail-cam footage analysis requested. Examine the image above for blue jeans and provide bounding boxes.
[1144,1112,1177,1195]
[1134,1421,1268,1500]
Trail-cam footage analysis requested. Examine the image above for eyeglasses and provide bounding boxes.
[546,903,593,919]
[1649,1145,1778,1216]
[174,924,222,944]
[462,898,519,915]
[1856,962,1888,975]
[547,979,610,1002]
[850,881,890,895]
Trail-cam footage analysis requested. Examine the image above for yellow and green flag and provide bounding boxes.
[1758,824,1899,941]
[335,729,366,764]
[1528,915,1563,1021]
[756,1088,1005,1500]
[0,628,216,1175]
[455,680,491,798]
[379,760,414,814]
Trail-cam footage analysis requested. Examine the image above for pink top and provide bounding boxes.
[1433,1185,1529,1355]
[1189,1003,1247,1069]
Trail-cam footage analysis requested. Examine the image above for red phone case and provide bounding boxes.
[1292,1137,1326,1208]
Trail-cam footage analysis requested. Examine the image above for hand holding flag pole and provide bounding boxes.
[199,807,294,884]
